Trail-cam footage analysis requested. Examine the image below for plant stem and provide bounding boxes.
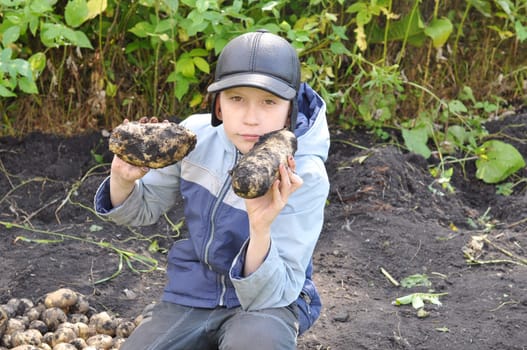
[380,267,400,287]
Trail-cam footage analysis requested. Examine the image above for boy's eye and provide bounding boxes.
[230,95,243,101]
[264,99,276,105]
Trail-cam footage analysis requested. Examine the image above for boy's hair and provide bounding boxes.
[207,30,301,130]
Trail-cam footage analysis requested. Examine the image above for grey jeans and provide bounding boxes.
[120,301,299,350]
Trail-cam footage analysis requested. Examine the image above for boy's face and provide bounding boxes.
[216,86,291,154]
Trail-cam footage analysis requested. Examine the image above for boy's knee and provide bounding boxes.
[220,311,297,350]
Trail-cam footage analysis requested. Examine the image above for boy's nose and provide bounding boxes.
[243,104,261,125]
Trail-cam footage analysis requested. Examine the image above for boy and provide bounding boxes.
[94,29,330,349]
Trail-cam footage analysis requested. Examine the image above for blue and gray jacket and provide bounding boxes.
[94,83,330,334]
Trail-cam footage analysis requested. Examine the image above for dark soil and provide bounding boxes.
[1,114,527,349]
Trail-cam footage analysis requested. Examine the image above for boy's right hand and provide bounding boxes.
[109,117,158,207]
[109,155,149,207]
[111,155,150,182]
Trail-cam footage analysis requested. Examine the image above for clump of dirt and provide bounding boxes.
[1,114,526,349]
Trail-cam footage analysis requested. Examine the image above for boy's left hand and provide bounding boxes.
[244,156,303,232]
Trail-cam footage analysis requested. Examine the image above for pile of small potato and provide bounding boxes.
[0,288,140,350]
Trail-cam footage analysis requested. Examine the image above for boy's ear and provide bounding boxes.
[214,97,222,121]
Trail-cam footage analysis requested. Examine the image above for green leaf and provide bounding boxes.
[18,76,38,94]
[346,3,366,14]
[402,126,432,159]
[129,21,155,38]
[28,52,46,78]
[393,294,414,305]
[174,74,190,101]
[495,182,514,196]
[11,58,33,78]
[400,274,432,288]
[189,92,202,108]
[412,295,424,309]
[515,20,527,42]
[424,18,453,48]
[65,0,89,28]
[177,56,195,78]
[166,70,178,83]
[448,99,468,114]
[458,85,476,104]
[446,125,468,146]
[195,0,210,12]
[262,1,279,12]
[86,0,108,20]
[369,10,426,47]
[189,48,209,57]
[467,0,492,17]
[394,292,448,309]
[2,25,21,46]
[356,10,372,26]
[330,41,352,55]
[29,0,54,14]
[70,30,94,48]
[0,84,16,97]
[41,23,93,48]
[495,0,512,17]
[475,140,526,183]
[148,239,160,253]
[106,81,117,98]
[89,224,103,232]
[192,56,209,74]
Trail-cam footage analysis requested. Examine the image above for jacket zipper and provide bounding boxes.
[203,150,239,306]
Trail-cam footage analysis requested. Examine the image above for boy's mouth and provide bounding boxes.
[240,134,260,142]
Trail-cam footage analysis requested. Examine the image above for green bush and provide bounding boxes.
[1,0,526,141]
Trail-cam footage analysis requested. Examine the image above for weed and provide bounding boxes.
[393,292,448,309]
[3,220,160,284]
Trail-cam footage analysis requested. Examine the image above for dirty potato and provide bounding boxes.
[51,327,76,346]
[5,318,26,336]
[40,308,67,331]
[109,121,197,168]
[89,312,115,336]
[44,289,78,312]
[11,329,42,347]
[115,320,135,338]
[86,334,113,349]
[230,129,297,198]
[69,337,87,349]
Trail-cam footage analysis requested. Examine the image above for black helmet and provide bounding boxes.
[207,29,301,130]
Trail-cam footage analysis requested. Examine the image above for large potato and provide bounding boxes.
[109,121,197,168]
[230,129,297,198]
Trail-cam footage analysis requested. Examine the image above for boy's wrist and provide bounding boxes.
[109,176,135,207]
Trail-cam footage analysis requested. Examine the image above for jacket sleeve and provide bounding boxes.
[229,155,329,310]
[93,164,181,226]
